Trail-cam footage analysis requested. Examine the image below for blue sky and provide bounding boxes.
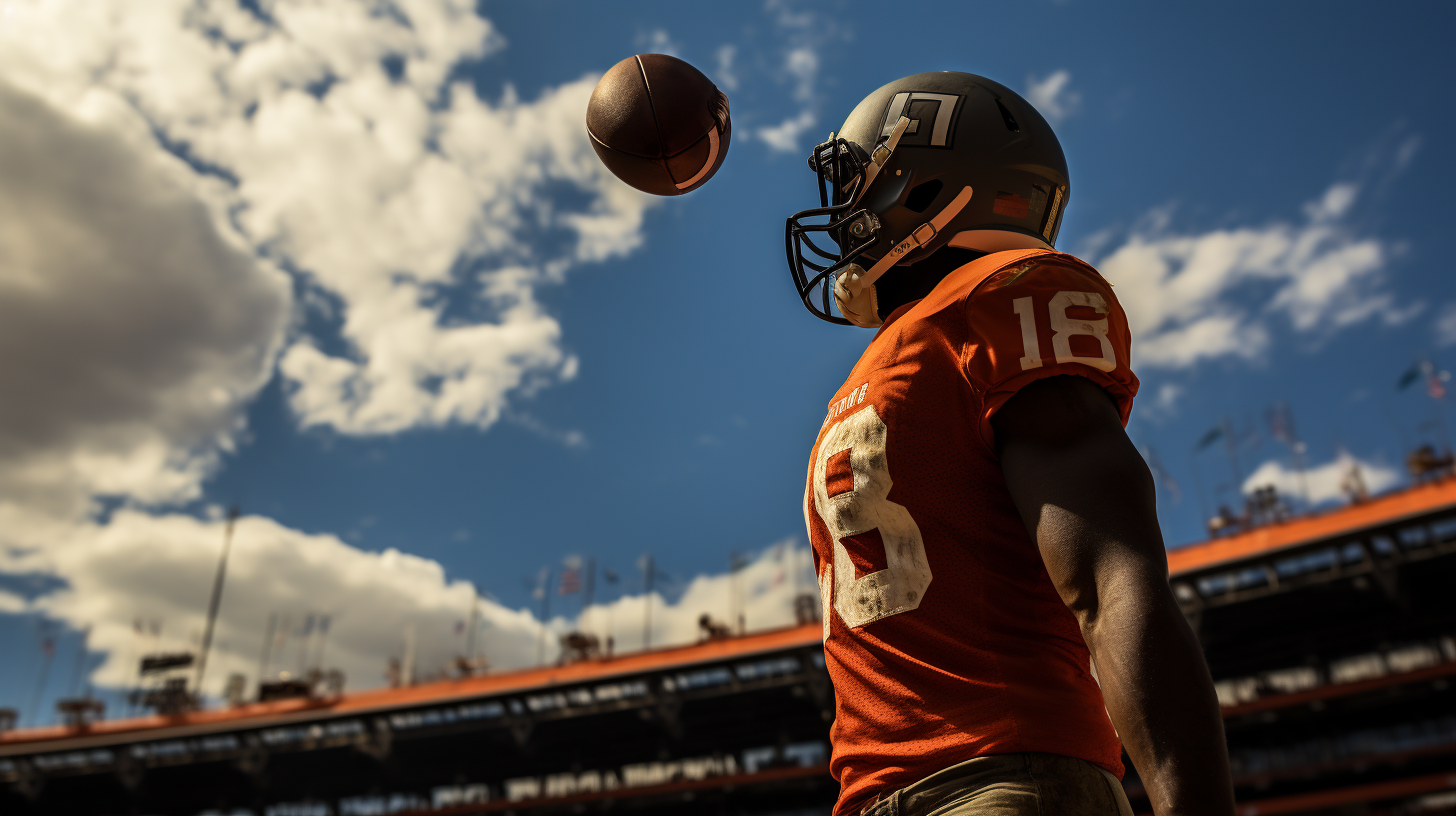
[0,0,1452,724]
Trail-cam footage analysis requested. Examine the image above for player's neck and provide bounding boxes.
[875,248,989,321]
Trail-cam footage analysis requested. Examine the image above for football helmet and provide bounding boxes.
[785,71,1070,327]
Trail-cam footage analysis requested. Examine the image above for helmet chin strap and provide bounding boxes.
[833,185,975,327]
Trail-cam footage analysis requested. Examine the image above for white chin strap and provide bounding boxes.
[833,185,975,328]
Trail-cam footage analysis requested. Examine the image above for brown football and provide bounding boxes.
[586,54,731,196]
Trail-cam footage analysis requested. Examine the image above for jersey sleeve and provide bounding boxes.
[962,254,1140,453]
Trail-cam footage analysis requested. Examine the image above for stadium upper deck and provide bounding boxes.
[3,478,1455,814]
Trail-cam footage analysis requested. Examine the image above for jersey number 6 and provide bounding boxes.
[809,405,933,631]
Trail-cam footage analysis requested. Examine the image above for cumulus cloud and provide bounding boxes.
[754,2,844,154]
[0,506,547,698]
[758,110,818,154]
[1242,451,1400,506]
[0,503,815,701]
[0,0,656,437]
[1026,70,1080,123]
[568,541,816,655]
[1096,182,1408,369]
[0,0,665,710]
[0,79,290,516]
[0,591,27,615]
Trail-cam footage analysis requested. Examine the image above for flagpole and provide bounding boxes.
[537,567,551,666]
[583,558,596,639]
[1221,416,1243,492]
[1428,363,1453,455]
[1289,407,1310,509]
[195,505,240,701]
[313,615,332,673]
[295,615,314,676]
[67,625,92,699]
[27,630,55,728]
[464,589,479,666]
[728,551,738,636]
[642,554,653,652]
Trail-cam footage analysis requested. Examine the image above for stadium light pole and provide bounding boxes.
[195,505,239,702]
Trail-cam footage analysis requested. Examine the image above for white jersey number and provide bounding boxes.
[809,405,932,631]
[1012,291,1117,372]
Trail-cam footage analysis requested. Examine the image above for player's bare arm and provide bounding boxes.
[993,375,1236,816]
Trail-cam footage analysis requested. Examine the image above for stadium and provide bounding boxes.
[3,473,1453,815]
[1,2,1451,816]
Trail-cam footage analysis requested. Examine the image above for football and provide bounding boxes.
[586,54,731,196]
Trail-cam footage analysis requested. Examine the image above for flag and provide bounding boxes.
[1398,362,1423,391]
[1430,375,1447,401]
[559,567,581,595]
[454,620,465,635]
[603,569,619,584]
[1195,426,1224,451]
[1266,403,1292,446]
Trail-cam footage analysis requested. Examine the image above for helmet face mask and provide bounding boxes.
[784,137,883,325]
[785,72,1071,326]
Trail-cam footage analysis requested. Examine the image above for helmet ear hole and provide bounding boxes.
[994,98,1020,132]
[904,179,943,213]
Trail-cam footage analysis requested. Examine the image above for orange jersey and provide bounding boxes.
[803,248,1139,815]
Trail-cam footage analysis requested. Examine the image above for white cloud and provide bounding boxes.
[638,28,681,58]
[0,502,817,702]
[753,3,842,154]
[0,1,663,708]
[1096,182,1407,369]
[0,505,552,698]
[715,44,739,92]
[0,591,27,615]
[757,109,817,154]
[0,79,290,516]
[0,0,656,438]
[1243,451,1400,506]
[569,541,816,655]
[784,47,818,103]
[504,410,588,449]
[1140,383,1184,421]
[1026,70,1080,123]
[1435,303,1456,347]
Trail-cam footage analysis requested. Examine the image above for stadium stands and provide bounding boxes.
[3,479,1455,815]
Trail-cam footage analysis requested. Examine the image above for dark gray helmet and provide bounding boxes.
[785,71,1069,326]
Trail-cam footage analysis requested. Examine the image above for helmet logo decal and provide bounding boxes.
[879,92,961,147]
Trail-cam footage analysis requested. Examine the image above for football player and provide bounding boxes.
[788,72,1236,816]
